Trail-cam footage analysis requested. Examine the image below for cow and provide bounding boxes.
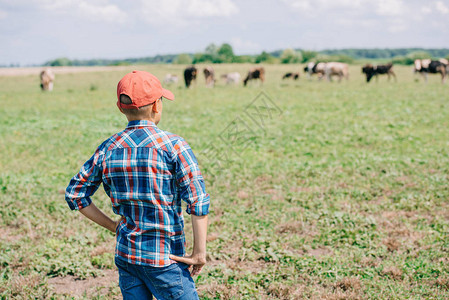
[163,74,178,85]
[304,62,326,80]
[282,72,300,80]
[414,59,447,83]
[221,72,241,85]
[184,66,197,88]
[439,59,449,75]
[362,63,396,83]
[243,67,265,86]
[203,66,215,88]
[324,62,349,82]
[40,68,55,91]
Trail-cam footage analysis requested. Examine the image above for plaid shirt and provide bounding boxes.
[65,120,210,267]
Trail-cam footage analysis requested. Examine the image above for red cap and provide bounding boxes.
[117,70,174,109]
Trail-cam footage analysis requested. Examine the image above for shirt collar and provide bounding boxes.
[126,120,156,128]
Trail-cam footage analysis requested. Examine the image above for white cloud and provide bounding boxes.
[281,0,364,12]
[78,2,123,23]
[375,0,405,16]
[421,6,432,14]
[387,19,408,33]
[140,0,238,24]
[435,1,449,14]
[34,0,124,23]
[186,0,238,17]
[0,10,7,19]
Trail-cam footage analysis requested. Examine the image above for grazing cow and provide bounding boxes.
[40,68,55,91]
[163,74,178,85]
[414,59,447,83]
[362,63,396,82]
[183,66,197,88]
[304,62,326,79]
[221,72,241,85]
[243,67,265,86]
[324,62,349,82]
[203,66,215,88]
[282,72,300,80]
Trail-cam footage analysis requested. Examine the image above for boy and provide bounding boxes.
[65,70,210,299]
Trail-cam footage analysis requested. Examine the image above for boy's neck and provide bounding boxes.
[126,116,153,122]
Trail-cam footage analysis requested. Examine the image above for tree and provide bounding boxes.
[205,43,218,56]
[175,53,192,64]
[47,57,72,66]
[255,51,275,63]
[301,50,318,63]
[280,48,302,64]
[217,43,235,63]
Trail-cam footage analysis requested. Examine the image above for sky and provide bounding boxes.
[1,0,449,66]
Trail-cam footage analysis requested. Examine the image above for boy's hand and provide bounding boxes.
[170,253,206,276]
[115,216,126,232]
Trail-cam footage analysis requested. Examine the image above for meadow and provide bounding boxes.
[0,63,448,299]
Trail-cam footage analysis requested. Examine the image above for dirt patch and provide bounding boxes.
[333,277,361,292]
[265,188,284,201]
[267,282,304,299]
[237,190,249,199]
[307,247,333,258]
[290,186,327,193]
[207,232,219,242]
[0,226,20,242]
[382,266,403,280]
[383,238,400,252]
[48,269,119,297]
[197,282,241,299]
[276,221,303,234]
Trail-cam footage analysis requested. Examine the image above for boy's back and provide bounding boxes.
[65,71,209,299]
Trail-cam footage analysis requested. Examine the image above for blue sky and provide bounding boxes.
[1,0,449,66]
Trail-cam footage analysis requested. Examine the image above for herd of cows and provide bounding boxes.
[38,58,449,91]
[169,58,449,88]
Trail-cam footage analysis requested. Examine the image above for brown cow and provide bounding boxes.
[203,66,215,88]
[243,67,265,86]
[40,68,55,91]
[324,62,349,82]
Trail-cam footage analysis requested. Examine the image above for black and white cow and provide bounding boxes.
[414,59,447,83]
[362,63,396,83]
[303,62,326,80]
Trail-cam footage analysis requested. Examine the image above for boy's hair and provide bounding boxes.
[119,94,153,117]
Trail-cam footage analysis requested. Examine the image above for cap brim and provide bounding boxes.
[162,88,174,101]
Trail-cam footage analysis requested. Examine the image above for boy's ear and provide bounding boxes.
[152,101,159,113]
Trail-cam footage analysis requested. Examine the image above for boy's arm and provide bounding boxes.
[79,202,124,233]
[170,215,208,275]
[170,139,210,275]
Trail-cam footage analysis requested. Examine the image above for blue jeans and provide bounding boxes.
[115,257,199,300]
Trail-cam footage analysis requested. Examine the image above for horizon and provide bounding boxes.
[1,0,449,66]
[3,47,449,68]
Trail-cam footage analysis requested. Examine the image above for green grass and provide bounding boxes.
[0,64,448,299]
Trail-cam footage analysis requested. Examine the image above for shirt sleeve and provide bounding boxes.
[173,139,210,216]
[65,146,104,210]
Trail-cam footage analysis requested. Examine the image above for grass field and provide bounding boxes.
[0,63,448,299]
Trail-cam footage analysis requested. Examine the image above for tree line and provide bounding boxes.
[44,44,449,67]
